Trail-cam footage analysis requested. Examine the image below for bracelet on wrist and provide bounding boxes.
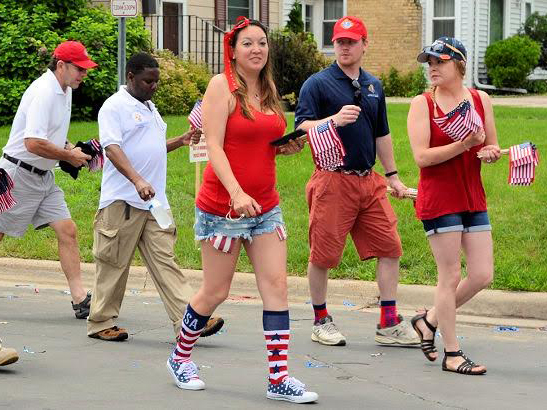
[385,170,398,177]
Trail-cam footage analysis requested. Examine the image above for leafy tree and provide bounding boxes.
[286,1,304,33]
[520,12,547,69]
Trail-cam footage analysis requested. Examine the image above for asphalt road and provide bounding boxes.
[1,286,546,409]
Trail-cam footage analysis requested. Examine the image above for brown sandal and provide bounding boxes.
[89,326,128,341]
[411,311,438,362]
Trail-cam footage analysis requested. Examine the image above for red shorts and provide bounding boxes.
[306,170,402,269]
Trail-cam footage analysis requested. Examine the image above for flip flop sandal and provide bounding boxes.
[442,350,486,375]
[411,310,438,362]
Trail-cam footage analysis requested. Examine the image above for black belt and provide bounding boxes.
[3,153,47,176]
[332,168,372,176]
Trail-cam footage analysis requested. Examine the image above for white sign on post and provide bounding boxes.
[190,137,209,163]
[111,0,138,17]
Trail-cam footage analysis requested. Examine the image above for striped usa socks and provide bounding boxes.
[264,310,290,384]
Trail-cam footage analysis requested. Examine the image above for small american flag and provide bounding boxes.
[188,99,203,130]
[0,168,16,213]
[509,142,539,186]
[433,99,483,142]
[307,120,346,170]
[88,139,104,172]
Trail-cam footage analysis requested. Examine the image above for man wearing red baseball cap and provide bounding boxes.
[295,16,419,347]
[0,41,98,335]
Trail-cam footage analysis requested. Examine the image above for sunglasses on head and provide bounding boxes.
[351,79,361,105]
[428,41,466,62]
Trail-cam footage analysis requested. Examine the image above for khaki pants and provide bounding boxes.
[87,201,193,336]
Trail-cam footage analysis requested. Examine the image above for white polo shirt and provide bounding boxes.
[3,69,72,170]
[98,86,169,211]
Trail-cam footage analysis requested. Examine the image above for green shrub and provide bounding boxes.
[0,1,151,124]
[152,50,211,115]
[0,3,62,124]
[380,66,427,97]
[269,29,331,107]
[521,12,547,69]
[485,35,541,88]
[525,79,547,94]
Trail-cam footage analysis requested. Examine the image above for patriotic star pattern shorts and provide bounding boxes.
[421,211,491,237]
[194,206,287,253]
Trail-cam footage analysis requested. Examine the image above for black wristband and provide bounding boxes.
[385,170,398,177]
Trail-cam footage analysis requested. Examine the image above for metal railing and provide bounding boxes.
[145,15,226,74]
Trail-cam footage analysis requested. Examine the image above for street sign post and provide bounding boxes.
[111,0,138,88]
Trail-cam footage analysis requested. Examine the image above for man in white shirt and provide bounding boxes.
[0,40,97,366]
[87,52,224,341]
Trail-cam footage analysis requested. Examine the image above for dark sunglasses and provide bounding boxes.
[351,79,361,105]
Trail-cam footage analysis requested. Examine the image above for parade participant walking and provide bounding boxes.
[165,18,317,403]
[407,37,500,375]
[87,52,223,342]
[0,41,97,322]
[295,16,419,347]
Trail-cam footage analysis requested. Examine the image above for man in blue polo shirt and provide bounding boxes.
[295,16,419,347]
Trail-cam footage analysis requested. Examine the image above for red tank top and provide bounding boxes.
[415,88,487,220]
[196,99,286,217]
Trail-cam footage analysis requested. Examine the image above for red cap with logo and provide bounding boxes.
[53,41,98,69]
[332,16,368,42]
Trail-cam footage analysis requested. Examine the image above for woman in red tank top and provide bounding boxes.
[407,37,501,375]
[165,18,318,403]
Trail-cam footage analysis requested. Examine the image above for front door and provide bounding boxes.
[163,2,181,55]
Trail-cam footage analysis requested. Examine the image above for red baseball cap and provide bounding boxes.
[332,16,368,42]
[53,41,98,69]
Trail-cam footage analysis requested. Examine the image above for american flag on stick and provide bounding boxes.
[188,99,203,130]
[0,169,16,213]
[433,99,483,142]
[508,142,539,186]
[307,119,346,171]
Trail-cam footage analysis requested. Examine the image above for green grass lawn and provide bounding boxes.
[0,104,545,291]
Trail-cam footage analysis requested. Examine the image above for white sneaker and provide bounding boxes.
[166,356,205,390]
[267,377,319,403]
[375,315,420,346]
[311,315,346,346]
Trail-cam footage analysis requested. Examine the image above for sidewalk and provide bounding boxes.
[387,95,547,107]
[1,257,546,325]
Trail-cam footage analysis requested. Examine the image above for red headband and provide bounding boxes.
[223,16,251,92]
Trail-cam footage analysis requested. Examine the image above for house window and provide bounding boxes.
[432,0,455,40]
[228,0,253,24]
[490,0,504,43]
[323,0,343,47]
[305,4,313,33]
[525,2,532,20]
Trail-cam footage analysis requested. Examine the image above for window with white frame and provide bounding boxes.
[432,0,455,40]
[305,3,313,33]
[525,1,533,20]
[490,0,504,44]
[323,0,343,47]
[228,0,253,24]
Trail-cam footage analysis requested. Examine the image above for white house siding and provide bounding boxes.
[535,1,547,15]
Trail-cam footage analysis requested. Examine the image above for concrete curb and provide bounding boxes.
[1,257,546,322]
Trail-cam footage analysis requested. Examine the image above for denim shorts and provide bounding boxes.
[422,211,491,237]
[194,205,287,243]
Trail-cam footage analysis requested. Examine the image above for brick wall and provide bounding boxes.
[347,0,422,77]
